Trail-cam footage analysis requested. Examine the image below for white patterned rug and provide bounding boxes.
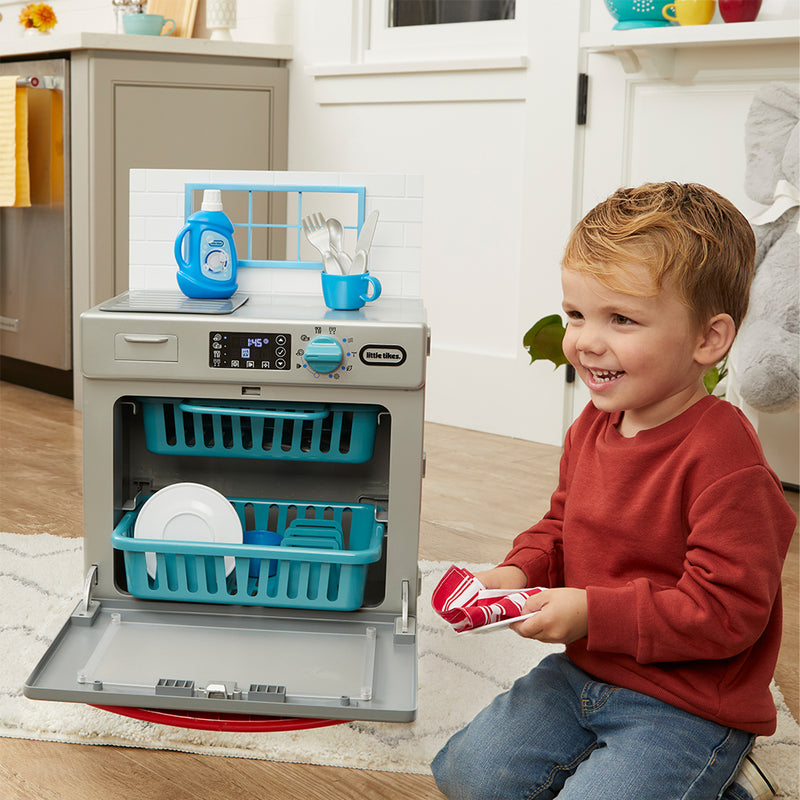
[1,532,798,794]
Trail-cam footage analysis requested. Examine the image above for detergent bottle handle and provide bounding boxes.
[174,224,192,269]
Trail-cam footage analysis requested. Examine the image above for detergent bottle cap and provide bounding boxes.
[201,189,224,212]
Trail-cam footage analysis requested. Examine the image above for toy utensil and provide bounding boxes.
[356,210,379,254]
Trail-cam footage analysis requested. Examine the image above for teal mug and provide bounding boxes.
[123,13,176,35]
[321,271,382,311]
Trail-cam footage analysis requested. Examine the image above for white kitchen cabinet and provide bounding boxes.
[573,9,798,482]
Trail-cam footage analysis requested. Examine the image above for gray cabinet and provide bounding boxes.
[1,40,288,399]
[70,49,288,304]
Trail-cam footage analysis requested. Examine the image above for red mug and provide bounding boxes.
[718,0,763,22]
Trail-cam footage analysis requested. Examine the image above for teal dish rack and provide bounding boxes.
[112,497,384,611]
[140,398,380,463]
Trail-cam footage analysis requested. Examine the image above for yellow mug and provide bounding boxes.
[663,0,716,25]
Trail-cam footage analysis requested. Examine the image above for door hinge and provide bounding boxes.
[394,579,416,643]
[71,564,100,625]
[576,73,589,126]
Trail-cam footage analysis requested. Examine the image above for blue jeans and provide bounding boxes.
[432,653,755,800]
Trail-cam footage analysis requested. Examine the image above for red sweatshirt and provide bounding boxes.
[500,395,796,735]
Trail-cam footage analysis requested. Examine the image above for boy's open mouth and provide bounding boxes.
[588,368,625,383]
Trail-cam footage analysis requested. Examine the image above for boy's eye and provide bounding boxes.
[613,314,635,325]
[565,310,583,321]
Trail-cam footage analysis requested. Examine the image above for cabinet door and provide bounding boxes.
[72,53,288,304]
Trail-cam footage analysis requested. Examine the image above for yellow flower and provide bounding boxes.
[19,3,58,32]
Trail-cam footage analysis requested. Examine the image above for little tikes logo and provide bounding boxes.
[359,345,406,367]
[209,238,225,247]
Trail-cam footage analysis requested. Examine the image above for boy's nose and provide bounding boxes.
[573,324,605,355]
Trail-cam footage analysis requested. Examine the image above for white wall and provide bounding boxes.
[2,0,796,454]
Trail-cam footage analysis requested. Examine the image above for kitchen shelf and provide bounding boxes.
[581,19,799,78]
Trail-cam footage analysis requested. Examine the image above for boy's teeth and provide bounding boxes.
[590,369,623,382]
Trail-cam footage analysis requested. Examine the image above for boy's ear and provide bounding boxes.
[695,313,736,366]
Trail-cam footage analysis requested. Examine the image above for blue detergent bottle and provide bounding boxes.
[174,189,238,299]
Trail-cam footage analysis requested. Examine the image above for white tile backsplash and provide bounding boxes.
[129,190,183,220]
[374,221,405,248]
[128,169,424,298]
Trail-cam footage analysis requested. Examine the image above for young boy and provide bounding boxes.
[431,183,797,800]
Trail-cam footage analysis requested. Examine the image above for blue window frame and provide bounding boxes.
[184,183,367,269]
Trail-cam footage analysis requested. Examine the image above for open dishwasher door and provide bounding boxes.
[24,597,417,722]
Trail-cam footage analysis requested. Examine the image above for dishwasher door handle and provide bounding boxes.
[121,334,171,344]
[114,333,178,362]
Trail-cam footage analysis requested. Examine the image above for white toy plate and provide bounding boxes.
[133,483,243,579]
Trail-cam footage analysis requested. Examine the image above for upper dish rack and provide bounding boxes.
[139,398,381,463]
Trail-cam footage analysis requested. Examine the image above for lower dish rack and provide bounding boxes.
[112,497,384,611]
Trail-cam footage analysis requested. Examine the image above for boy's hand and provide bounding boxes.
[510,588,588,644]
[472,565,528,590]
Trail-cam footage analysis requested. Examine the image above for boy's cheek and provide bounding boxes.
[562,330,579,365]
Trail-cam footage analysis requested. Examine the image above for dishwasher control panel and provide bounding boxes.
[206,326,418,385]
[210,331,291,371]
[83,295,428,389]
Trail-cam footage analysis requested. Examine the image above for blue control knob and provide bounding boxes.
[303,335,344,374]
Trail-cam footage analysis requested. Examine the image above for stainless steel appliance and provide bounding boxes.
[0,58,71,397]
[25,290,428,725]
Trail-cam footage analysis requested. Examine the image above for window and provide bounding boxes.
[365,0,526,63]
[306,1,528,104]
[390,0,515,27]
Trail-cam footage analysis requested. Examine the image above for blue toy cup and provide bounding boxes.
[243,529,282,578]
[321,271,382,311]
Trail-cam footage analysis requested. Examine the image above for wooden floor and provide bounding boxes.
[0,381,796,800]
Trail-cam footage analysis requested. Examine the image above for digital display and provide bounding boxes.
[209,331,291,370]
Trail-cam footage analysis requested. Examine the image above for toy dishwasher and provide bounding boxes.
[24,290,428,727]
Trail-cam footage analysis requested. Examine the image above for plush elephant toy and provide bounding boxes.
[734,82,799,413]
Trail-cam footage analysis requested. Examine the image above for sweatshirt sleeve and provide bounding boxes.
[586,465,796,664]
[497,431,571,589]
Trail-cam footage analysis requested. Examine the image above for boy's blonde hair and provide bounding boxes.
[562,182,756,329]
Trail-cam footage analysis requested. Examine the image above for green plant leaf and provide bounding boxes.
[703,355,728,396]
[703,366,720,394]
[523,314,569,368]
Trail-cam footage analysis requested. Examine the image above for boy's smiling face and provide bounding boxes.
[561,264,712,437]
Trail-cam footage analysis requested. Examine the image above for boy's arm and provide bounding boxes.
[497,482,568,589]
[492,423,574,589]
